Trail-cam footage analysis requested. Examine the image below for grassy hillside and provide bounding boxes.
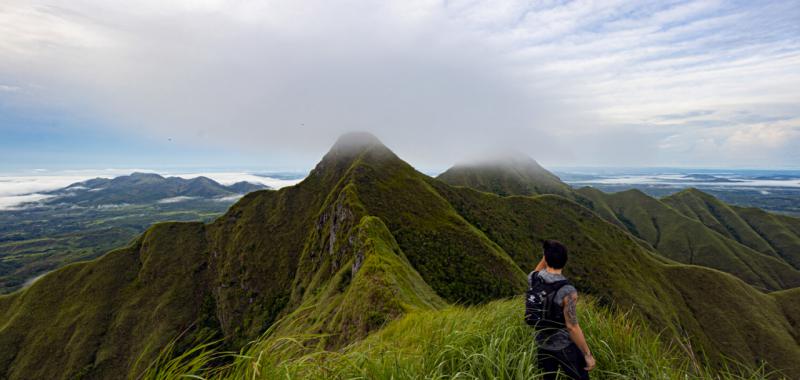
[438,158,800,292]
[0,200,230,294]
[142,297,774,380]
[434,184,800,374]
[575,187,800,291]
[577,182,800,217]
[437,153,573,197]
[0,222,217,380]
[664,189,800,270]
[339,141,526,303]
[269,216,445,349]
[1,133,798,379]
[0,133,524,378]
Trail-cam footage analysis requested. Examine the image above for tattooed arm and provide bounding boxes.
[564,293,596,371]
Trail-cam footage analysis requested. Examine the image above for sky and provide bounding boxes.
[1,0,799,171]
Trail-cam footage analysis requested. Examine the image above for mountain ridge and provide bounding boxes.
[42,172,268,206]
[436,155,800,291]
[1,133,799,379]
[663,188,800,270]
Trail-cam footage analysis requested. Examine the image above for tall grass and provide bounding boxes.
[141,297,775,379]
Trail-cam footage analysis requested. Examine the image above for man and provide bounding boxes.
[531,240,596,380]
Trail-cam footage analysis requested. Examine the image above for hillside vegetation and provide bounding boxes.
[437,161,800,291]
[142,297,773,380]
[0,201,231,294]
[575,187,800,291]
[663,188,800,270]
[437,154,573,197]
[0,172,265,294]
[1,133,798,379]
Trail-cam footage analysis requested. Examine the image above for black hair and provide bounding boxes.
[543,240,568,269]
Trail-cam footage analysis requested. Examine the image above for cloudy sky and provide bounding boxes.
[1,0,798,171]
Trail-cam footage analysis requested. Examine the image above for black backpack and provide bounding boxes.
[524,271,569,329]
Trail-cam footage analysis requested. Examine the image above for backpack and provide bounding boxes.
[524,271,569,329]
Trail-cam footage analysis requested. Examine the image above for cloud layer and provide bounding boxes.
[0,169,302,210]
[1,0,798,168]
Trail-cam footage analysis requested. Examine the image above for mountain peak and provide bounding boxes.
[329,132,385,153]
[457,151,546,171]
[437,152,571,197]
[311,132,397,177]
[129,172,164,179]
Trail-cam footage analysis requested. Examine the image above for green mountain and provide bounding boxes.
[42,172,267,206]
[1,133,798,379]
[576,187,800,291]
[663,188,800,270]
[436,153,573,197]
[434,183,800,373]
[436,157,800,291]
[0,171,265,294]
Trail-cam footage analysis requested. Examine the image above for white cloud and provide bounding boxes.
[213,194,244,202]
[0,0,798,167]
[156,196,196,204]
[0,193,53,210]
[168,172,303,188]
[725,121,799,150]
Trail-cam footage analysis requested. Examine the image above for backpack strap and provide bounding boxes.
[544,280,570,305]
[548,280,570,294]
[544,279,571,322]
[528,270,543,289]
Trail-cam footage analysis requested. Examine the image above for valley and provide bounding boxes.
[556,169,800,216]
[0,172,276,293]
[0,200,230,293]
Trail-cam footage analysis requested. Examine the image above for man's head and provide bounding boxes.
[543,240,568,269]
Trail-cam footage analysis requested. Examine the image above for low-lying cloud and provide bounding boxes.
[156,196,197,204]
[0,170,304,210]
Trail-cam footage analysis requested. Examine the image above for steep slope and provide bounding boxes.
[274,216,445,348]
[144,296,775,380]
[44,172,267,205]
[328,137,526,302]
[735,207,800,269]
[0,133,524,379]
[576,187,800,291]
[664,188,800,270]
[0,222,216,379]
[433,184,800,375]
[1,133,798,379]
[437,156,800,291]
[204,133,525,346]
[437,153,572,197]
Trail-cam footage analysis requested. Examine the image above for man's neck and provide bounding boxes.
[545,267,562,275]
